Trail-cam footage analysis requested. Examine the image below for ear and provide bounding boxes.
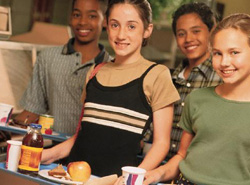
[143,23,153,39]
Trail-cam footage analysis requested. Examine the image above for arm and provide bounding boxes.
[41,134,77,164]
[138,104,173,170]
[143,131,194,185]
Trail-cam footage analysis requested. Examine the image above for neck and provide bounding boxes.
[216,83,250,101]
[184,52,210,79]
[73,40,101,64]
[189,51,210,68]
[114,52,142,65]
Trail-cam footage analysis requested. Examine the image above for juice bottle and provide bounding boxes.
[18,123,44,174]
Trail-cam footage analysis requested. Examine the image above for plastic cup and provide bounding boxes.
[0,103,13,123]
[6,140,22,171]
[122,166,146,185]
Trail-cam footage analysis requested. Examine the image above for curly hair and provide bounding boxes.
[72,0,108,13]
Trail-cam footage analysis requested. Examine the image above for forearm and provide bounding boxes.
[41,134,76,164]
[143,154,182,185]
[160,154,183,180]
[139,140,169,170]
[139,105,173,170]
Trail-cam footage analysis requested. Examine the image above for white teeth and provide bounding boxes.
[222,70,235,74]
[116,42,128,46]
[186,45,197,50]
[79,30,90,33]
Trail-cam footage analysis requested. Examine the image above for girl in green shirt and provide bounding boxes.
[143,13,250,185]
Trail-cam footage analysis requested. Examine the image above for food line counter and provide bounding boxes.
[0,122,71,142]
[0,162,62,185]
[0,123,71,184]
[0,122,170,185]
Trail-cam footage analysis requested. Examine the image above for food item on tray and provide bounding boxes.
[48,164,72,180]
[18,123,43,174]
[85,174,118,185]
[48,164,67,176]
[8,119,30,129]
[67,161,91,182]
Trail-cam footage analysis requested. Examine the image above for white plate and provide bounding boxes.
[38,169,83,184]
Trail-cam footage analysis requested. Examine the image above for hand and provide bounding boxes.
[143,167,165,185]
[114,176,123,185]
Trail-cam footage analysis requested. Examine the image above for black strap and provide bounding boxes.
[140,63,158,79]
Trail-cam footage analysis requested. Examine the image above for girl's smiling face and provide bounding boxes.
[212,28,250,87]
[107,3,152,63]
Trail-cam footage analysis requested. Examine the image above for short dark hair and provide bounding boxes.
[72,0,108,14]
[106,0,152,46]
[172,2,216,35]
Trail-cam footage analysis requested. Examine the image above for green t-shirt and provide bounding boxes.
[179,87,250,185]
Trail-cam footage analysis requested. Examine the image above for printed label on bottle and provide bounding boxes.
[18,145,43,171]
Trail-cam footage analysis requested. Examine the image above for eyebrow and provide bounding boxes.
[73,8,98,13]
[177,26,202,32]
[109,19,139,24]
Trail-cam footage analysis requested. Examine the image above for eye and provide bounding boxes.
[177,32,185,38]
[212,51,221,56]
[193,29,201,34]
[128,24,135,30]
[72,12,81,18]
[231,51,240,55]
[89,14,97,19]
[110,23,119,29]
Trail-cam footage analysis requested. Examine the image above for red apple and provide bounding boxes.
[45,128,53,135]
[67,161,91,182]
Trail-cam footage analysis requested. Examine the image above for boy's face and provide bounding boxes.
[70,0,104,45]
[175,13,210,65]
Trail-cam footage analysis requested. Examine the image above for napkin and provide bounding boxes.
[85,174,118,185]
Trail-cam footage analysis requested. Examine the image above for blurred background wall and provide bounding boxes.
[0,0,249,67]
[0,0,250,112]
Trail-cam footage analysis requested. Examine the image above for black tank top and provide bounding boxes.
[69,64,157,176]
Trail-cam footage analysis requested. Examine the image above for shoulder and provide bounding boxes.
[39,46,64,56]
[36,46,67,66]
[187,87,215,102]
[142,59,170,75]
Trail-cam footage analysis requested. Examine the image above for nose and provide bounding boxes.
[185,32,194,42]
[78,15,88,25]
[117,27,126,40]
[220,55,231,66]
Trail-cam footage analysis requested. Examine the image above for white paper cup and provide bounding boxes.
[122,166,146,185]
[6,140,22,171]
[0,103,13,123]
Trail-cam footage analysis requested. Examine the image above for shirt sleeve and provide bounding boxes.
[179,94,195,134]
[145,65,180,112]
[19,52,48,114]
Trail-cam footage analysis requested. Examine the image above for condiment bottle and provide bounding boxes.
[18,123,44,174]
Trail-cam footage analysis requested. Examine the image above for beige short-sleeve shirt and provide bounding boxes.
[84,57,180,112]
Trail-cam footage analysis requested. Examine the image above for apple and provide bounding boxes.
[67,161,91,182]
[45,128,53,135]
